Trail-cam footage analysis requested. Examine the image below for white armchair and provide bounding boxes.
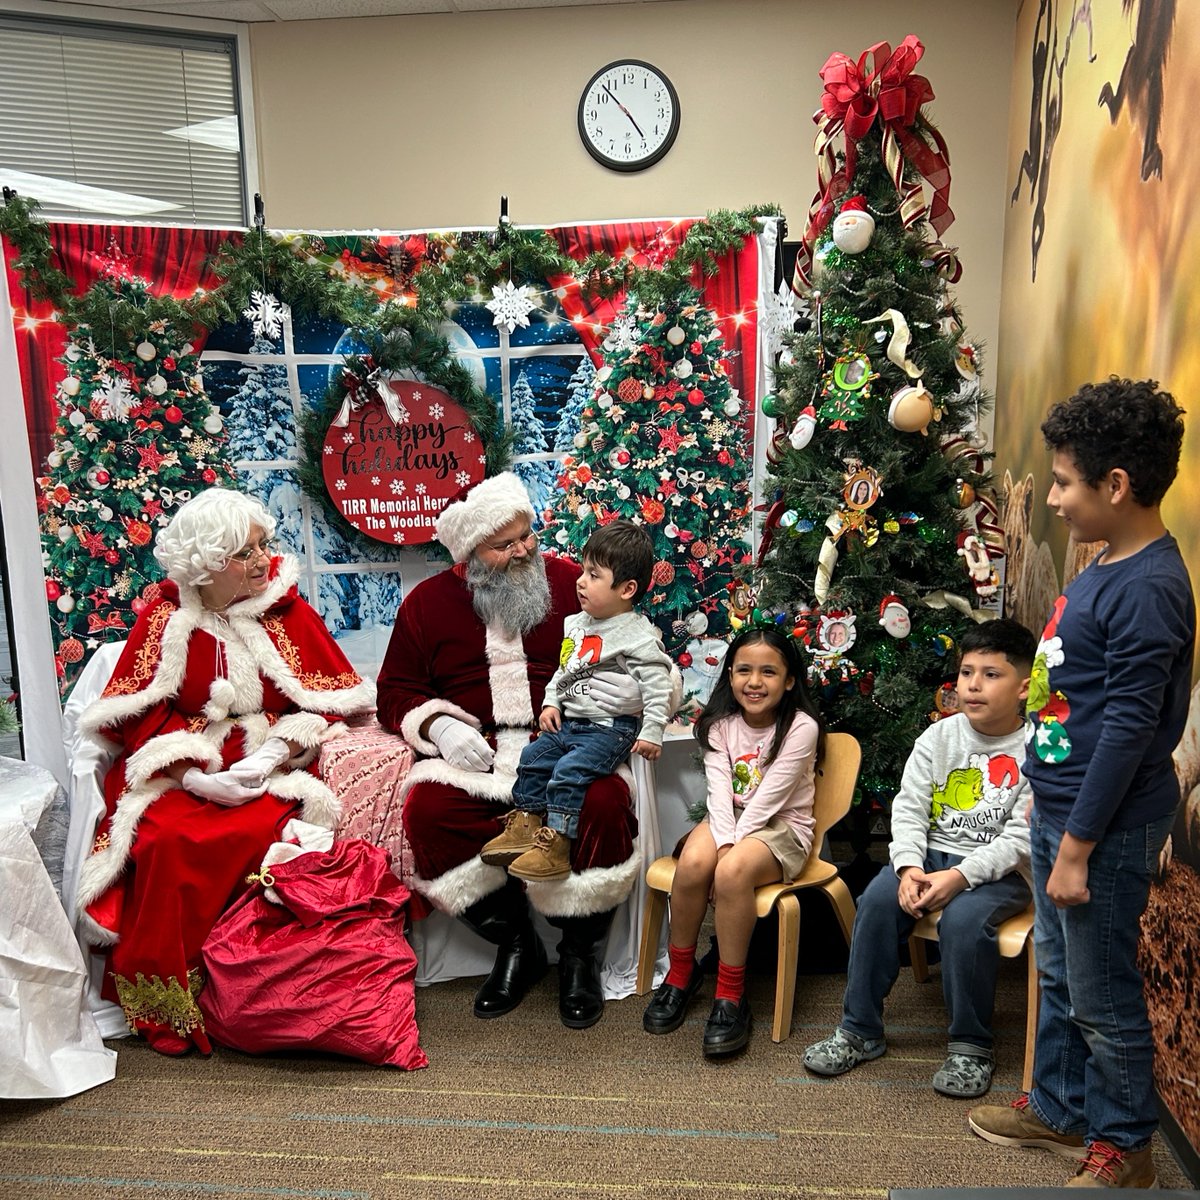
[60,640,129,1039]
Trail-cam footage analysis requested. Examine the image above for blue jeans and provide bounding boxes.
[1027,809,1173,1150]
[841,849,1031,1053]
[511,716,638,839]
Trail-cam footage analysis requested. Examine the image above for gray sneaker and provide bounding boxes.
[933,1050,994,1098]
[803,1027,886,1076]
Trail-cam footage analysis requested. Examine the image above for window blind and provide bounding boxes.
[0,19,245,224]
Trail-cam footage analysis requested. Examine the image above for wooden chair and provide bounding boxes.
[635,731,862,1042]
[908,902,1038,1091]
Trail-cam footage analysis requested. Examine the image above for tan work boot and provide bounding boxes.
[968,1095,1087,1160]
[1066,1142,1157,1188]
[508,827,571,881]
[481,810,543,866]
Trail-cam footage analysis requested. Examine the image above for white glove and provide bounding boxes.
[183,766,267,808]
[428,715,495,772]
[587,668,643,717]
[229,737,292,787]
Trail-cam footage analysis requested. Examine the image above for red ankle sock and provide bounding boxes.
[715,961,745,1003]
[663,943,697,989]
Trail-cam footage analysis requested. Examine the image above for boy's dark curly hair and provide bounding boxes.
[1041,377,1185,506]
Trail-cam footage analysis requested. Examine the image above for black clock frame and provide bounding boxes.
[577,59,681,173]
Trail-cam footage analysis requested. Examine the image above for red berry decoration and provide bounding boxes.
[164,405,183,424]
[104,549,120,565]
[678,652,693,668]
[690,341,703,355]
[202,468,217,483]
[46,580,61,602]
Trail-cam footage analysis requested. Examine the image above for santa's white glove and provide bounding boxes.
[428,715,495,772]
[587,668,643,717]
[229,737,292,787]
[183,766,267,807]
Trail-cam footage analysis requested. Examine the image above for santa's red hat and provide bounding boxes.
[435,471,535,563]
[839,195,868,215]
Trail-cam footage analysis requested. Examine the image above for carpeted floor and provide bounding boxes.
[0,947,1191,1199]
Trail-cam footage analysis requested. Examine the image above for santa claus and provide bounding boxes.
[377,473,662,1029]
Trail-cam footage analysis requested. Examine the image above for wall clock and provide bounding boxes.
[578,60,680,172]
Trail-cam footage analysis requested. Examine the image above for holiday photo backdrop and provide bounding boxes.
[995,0,1200,1154]
[2,208,773,711]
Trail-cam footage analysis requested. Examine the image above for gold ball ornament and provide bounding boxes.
[951,478,976,508]
[888,384,938,436]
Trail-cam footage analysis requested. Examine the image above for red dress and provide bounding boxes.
[77,556,375,1053]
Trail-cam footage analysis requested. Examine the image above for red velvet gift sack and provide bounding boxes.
[199,838,428,1070]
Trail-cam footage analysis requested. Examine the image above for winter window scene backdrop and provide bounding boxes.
[5,218,773,694]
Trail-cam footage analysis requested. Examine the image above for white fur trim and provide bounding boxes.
[398,755,520,805]
[205,677,238,721]
[123,727,223,789]
[268,770,342,830]
[272,710,332,749]
[410,855,507,915]
[401,699,481,755]
[525,843,641,918]
[435,472,535,563]
[484,623,534,728]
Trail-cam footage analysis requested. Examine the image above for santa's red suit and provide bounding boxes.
[77,557,375,1052]
[376,555,638,919]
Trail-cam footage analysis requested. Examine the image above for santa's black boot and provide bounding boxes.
[550,908,616,1030]
[459,879,548,1019]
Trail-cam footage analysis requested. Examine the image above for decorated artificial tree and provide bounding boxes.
[548,289,753,713]
[37,270,236,693]
[759,36,1004,844]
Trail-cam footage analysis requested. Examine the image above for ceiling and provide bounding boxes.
[27,0,682,22]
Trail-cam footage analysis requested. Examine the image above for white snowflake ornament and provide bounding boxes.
[94,373,137,421]
[486,280,538,334]
[761,280,799,363]
[242,290,290,339]
[603,312,640,355]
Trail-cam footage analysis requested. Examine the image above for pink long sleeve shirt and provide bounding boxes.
[703,712,819,855]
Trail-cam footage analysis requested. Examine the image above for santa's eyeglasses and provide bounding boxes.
[483,530,538,556]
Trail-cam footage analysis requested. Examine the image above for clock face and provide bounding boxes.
[578,60,680,172]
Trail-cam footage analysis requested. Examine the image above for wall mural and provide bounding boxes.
[996,0,1199,1154]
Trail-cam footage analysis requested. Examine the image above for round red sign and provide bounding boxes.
[321,377,486,545]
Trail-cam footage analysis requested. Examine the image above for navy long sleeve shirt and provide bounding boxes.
[1023,533,1195,842]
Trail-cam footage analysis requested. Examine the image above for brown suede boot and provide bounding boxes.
[508,827,571,881]
[480,810,543,866]
[1065,1142,1157,1188]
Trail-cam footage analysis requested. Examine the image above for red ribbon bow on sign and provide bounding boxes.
[87,611,128,634]
[793,35,955,292]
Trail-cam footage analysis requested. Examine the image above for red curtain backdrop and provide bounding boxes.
[3,224,237,475]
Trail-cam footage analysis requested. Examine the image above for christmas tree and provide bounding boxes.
[225,336,295,463]
[37,271,236,693]
[509,368,556,519]
[760,39,1001,840]
[554,354,596,452]
[548,290,753,708]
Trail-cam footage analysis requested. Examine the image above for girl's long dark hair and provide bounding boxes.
[695,627,824,769]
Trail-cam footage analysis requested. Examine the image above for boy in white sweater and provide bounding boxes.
[483,520,674,882]
[804,618,1037,1098]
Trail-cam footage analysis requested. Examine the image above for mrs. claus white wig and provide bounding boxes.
[153,488,277,587]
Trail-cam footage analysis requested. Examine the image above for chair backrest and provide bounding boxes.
[810,732,862,849]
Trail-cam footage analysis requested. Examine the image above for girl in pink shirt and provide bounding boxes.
[643,626,821,1057]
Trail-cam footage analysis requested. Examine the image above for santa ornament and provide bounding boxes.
[878,594,911,639]
[832,195,875,254]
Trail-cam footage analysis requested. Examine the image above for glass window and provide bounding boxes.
[0,17,246,223]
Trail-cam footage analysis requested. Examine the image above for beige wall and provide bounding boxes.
[249,0,1016,366]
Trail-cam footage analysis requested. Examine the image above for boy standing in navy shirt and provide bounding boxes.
[970,379,1194,1188]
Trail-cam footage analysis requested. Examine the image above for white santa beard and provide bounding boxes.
[466,552,551,636]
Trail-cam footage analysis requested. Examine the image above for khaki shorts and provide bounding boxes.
[744,815,810,883]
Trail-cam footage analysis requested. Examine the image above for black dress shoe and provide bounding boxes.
[702,996,752,1058]
[643,967,703,1034]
